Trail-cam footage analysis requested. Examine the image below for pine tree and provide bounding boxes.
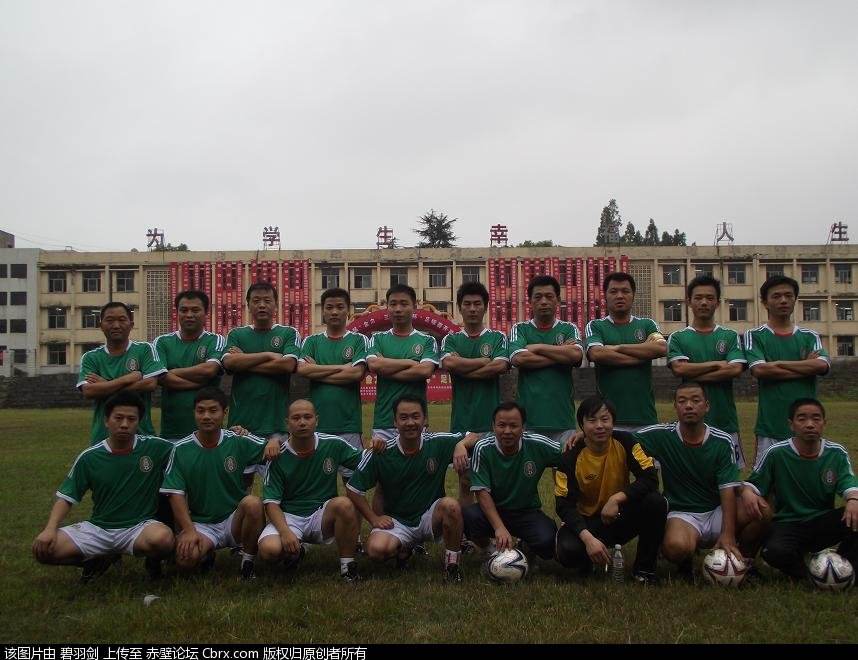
[414,209,458,248]
[644,219,660,246]
[595,199,622,246]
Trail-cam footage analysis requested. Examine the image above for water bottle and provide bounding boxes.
[611,544,625,583]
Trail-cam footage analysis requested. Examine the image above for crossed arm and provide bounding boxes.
[511,343,583,369]
[750,353,829,381]
[221,349,297,376]
[80,371,155,399]
[443,354,508,379]
[587,338,666,366]
[159,361,222,391]
[670,360,744,383]
[297,359,367,385]
[367,356,435,381]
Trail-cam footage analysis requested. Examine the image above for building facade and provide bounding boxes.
[0,248,40,376]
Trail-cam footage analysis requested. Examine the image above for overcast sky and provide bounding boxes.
[1,0,856,252]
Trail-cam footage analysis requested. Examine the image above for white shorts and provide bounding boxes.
[729,432,746,470]
[194,509,238,550]
[259,500,334,545]
[61,519,157,559]
[667,507,723,548]
[369,498,441,549]
[337,433,363,477]
[754,436,783,470]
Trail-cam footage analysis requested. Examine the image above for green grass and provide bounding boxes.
[2,403,857,643]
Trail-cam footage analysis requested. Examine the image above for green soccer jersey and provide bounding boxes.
[635,423,741,513]
[224,324,301,437]
[299,331,368,434]
[745,325,830,440]
[57,435,173,529]
[667,326,746,433]
[153,331,226,440]
[160,429,267,524]
[746,439,858,523]
[77,342,167,445]
[585,316,664,427]
[367,329,439,430]
[441,328,508,433]
[507,320,580,433]
[470,432,561,510]
[347,432,463,526]
[263,433,363,517]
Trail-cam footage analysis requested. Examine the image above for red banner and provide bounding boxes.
[169,262,215,331]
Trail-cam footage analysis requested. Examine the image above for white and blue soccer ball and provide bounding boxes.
[807,550,854,591]
[702,549,748,587]
[486,548,529,583]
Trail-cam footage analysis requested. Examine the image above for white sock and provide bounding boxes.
[240,552,255,563]
[340,557,354,573]
[445,549,462,566]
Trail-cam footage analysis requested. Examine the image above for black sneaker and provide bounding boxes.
[144,557,163,581]
[240,558,256,581]
[396,547,413,570]
[445,563,464,583]
[341,561,360,583]
[199,551,216,574]
[461,539,477,555]
[674,560,695,584]
[80,554,121,583]
[282,545,306,570]
[412,544,429,556]
[632,570,658,586]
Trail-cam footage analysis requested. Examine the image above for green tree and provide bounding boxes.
[594,199,622,246]
[660,231,673,246]
[643,219,660,246]
[414,209,457,248]
[671,229,687,246]
[153,242,189,251]
[517,240,557,247]
[621,223,643,246]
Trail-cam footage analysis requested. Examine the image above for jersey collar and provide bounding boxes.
[529,318,559,329]
[494,435,522,455]
[607,314,636,325]
[763,323,798,335]
[674,423,711,445]
[396,432,424,454]
[102,340,131,354]
[102,434,139,453]
[284,432,319,455]
[788,437,825,458]
[193,429,224,448]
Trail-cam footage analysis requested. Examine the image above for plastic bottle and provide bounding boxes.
[611,544,625,582]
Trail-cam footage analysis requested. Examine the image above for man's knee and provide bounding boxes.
[240,495,264,519]
[328,496,356,519]
[661,531,696,562]
[147,524,175,552]
[438,497,462,521]
[258,536,282,562]
[555,526,586,567]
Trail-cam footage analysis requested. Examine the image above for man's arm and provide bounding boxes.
[775,354,829,377]
[388,361,436,382]
[614,338,667,360]
[696,362,744,383]
[159,373,204,391]
[442,354,491,374]
[32,499,73,562]
[586,345,644,366]
[475,489,514,551]
[80,371,143,400]
[346,486,393,530]
[221,351,282,372]
[366,356,414,376]
[125,377,158,393]
[168,362,221,384]
[669,359,723,378]
[511,350,556,369]
[750,363,806,381]
[714,486,741,558]
[248,355,297,375]
[526,343,584,366]
[318,364,367,385]
[297,362,343,379]
[466,360,509,379]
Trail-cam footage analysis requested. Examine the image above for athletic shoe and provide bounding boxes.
[144,557,163,581]
[282,545,306,570]
[445,563,464,583]
[632,570,658,586]
[80,554,121,583]
[461,539,477,555]
[412,544,429,556]
[240,558,256,581]
[396,547,413,570]
[341,561,360,583]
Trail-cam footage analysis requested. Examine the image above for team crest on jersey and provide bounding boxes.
[322,457,335,475]
[139,456,153,473]
[197,346,208,361]
[271,336,283,349]
[716,340,727,355]
[426,457,438,475]
[224,456,238,473]
[523,461,536,478]
[343,346,354,360]
[412,344,424,356]
[822,469,836,486]
[126,358,139,372]
[480,343,492,357]
[634,329,645,342]
[555,334,566,345]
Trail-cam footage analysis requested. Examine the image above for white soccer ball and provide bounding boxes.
[807,550,854,591]
[702,549,748,587]
[486,548,529,583]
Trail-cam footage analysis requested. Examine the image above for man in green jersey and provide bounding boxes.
[154,290,226,440]
[463,402,561,561]
[160,387,267,580]
[259,399,363,583]
[77,302,166,444]
[746,275,829,468]
[668,275,747,467]
[508,275,582,446]
[347,396,470,583]
[586,272,666,432]
[635,382,757,577]
[441,281,508,504]
[741,398,858,579]
[297,288,368,484]
[33,392,175,581]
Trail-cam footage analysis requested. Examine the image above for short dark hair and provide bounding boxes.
[674,381,707,400]
[288,398,317,414]
[576,395,617,428]
[321,287,351,307]
[104,391,145,419]
[760,275,799,301]
[603,271,636,295]
[392,395,427,417]
[246,281,278,303]
[456,281,489,307]
[788,397,825,419]
[100,301,132,319]
[686,275,721,300]
[175,289,210,312]
[527,275,560,299]
[193,386,229,410]
[386,284,417,304]
[492,401,527,425]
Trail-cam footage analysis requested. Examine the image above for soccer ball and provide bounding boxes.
[486,548,529,583]
[807,550,854,591]
[702,549,748,587]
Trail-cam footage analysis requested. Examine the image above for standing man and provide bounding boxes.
[586,272,667,432]
[298,288,368,482]
[154,290,226,440]
[508,275,583,445]
[746,275,829,467]
[77,302,166,445]
[668,275,748,466]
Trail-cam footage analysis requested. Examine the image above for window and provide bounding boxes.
[115,271,135,292]
[461,266,480,284]
[0,292,7,305]
[694,264,714,278]
[728,300,748,322]
[428,267,447,288]
[766,265,785,279]
[82,271,102,293]
[431,301,449,313]
[48,307,67,329]
[47,271,66,293]
[353,268,373,289]
[0,264,5,278]
[0,320,5,333]
[10,292,26,306]
[353,302,369,315]
[801,264,819,285]
[837,336,855,357]
[662,265,682,286]
[803,301,821,322]
[81,342,101,355]
[834,263,852,285]
[836,301,854,321]
[10,264,27,278]
[81,307,101,328]
[10,319,26,333]
[727,264,746,285]
[389,267,409,286]
[320,267,340,290]
[663,300,682,322]
[47,344,67,365]
[13,349,27,364]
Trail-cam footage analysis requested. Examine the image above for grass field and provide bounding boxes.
[2,402,857,644]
